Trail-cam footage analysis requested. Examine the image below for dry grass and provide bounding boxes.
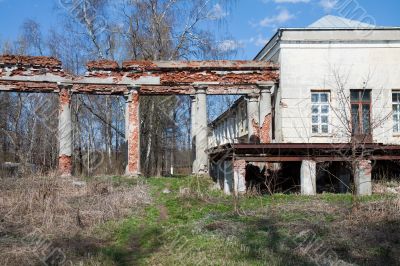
[257,195,400,265]
[0,175,151,265]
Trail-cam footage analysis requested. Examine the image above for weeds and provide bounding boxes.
[0,175,150,265]
[1,175,399,265]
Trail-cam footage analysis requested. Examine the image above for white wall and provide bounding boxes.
[279,41,400,144]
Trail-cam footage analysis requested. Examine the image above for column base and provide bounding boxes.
[58,154,72,177]
[125,169,142,178]
[233,159,246,195]
[355,160,372,196]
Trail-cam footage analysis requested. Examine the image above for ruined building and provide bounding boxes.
[1,16,400,196]
[206,16,400,195]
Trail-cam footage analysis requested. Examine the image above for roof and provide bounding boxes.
[254,15,400,60]
[308,15,376,29]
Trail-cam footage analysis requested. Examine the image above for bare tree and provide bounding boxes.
[21,19,44,55]
[0,0,238,177]
[320,69,392,197]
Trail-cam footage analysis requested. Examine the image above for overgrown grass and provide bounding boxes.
[0,175,151,265]
[1,175,399,265]
[96,176,399,266]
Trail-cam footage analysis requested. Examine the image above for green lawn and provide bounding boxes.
[85,176,399,266]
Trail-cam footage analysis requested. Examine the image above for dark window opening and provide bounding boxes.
[350,89,371,140]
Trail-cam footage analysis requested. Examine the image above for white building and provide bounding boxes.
[208,15,400,196]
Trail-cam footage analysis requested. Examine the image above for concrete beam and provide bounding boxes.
[301,160,316,195]
[58,84,73,177]
[355,160,372,195]
[122,60,278,70]
[194,86,208,174]
[125,85,141,177]
[0,55,279,95]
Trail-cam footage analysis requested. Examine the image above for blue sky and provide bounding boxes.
[0,0,400,59]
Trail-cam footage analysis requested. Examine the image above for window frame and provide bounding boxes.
[311,91,330,135]
[350,89,372,136]
[392,91,400,134]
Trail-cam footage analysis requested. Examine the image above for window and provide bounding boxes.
[393,92,400,133]
[350,90,371,135]
[311,92,330,134]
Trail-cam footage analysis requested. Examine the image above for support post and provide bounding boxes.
[258,84,272,143]
[247,93,260,143]
[355,160,372,195]
[125,85,141,177]
[190,94,198,173]
[224,160,233,195]
[194,86,208,174]
[301,160,316,195]
[58,84,73,177]
[233,159,246,195]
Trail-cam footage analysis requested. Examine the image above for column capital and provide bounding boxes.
[125,85,140,102]
[246,93,259,102]
[57,82,73,91]
[127,84,140,92]
[193,85,207,94]
[258,84,272,94]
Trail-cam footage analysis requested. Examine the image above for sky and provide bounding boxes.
[0,0,400,59]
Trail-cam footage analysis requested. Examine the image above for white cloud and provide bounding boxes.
[249,34,270,47]
[274,0,310,3]
[257,9,295,27]
[319,0,338,12]
[217,40,242,52]
[208,3,229,20]
[262,0,310,3]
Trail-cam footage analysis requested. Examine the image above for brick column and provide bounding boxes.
[259,84,273,143]
[233,159,246,195]
[58,84,73,177]
[125,86,141,176]
[355,160,372,195]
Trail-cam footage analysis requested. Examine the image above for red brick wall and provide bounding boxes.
[260,114,271,143]
[126,91,140,175]
[58,154,72,176]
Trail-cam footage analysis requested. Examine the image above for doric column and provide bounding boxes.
[58,83,73,177]
[190,94,198,173]
[259,84,273,143]
[355,160,372,195]
[194,86,208,174]
[125,85,141,176]
[246,93,260,143]
[301,160,317,195]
